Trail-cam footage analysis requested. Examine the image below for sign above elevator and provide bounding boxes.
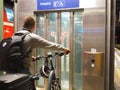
[37,0,79,10]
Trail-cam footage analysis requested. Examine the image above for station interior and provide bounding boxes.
[0,0,120,90]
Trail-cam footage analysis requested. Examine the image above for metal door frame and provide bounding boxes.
[34,9,84,90]
[105,0,116,90]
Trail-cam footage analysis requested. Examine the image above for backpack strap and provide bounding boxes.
[14,32,32,59]
[14,32,30,40]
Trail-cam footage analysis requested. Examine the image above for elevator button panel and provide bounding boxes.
[83,51,104,77]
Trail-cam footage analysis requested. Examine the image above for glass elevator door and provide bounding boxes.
[35,10,83,90]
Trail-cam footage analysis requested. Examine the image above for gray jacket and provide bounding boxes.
[16,30,66,68]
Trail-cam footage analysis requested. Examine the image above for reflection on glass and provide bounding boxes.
[48,13,57,43]
[36,14,45,36]
[73,12,83,90]
[47,13,58,74]
[61,12,70,89]
[36,14,45,88]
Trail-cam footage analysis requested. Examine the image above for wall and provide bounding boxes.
[17,0,105,30]
[0,0,3,40]
[80,0,105,8]
[17,0,36,29]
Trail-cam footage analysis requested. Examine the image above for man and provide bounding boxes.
[17,16,70,88]
[12,16,70,90]
[0,16,69,90]
[15,16,70,90]
[17,16,70,74]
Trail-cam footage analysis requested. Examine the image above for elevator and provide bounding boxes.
[34,9,84,90]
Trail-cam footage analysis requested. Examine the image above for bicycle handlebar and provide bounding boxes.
[36,51,65,60]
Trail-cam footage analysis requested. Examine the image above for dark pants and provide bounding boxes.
[21,67,36,90]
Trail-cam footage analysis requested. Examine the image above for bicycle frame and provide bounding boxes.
[37,52,64,90]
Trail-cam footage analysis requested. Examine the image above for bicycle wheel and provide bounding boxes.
[47,71,55,90]
[47,71,61,90]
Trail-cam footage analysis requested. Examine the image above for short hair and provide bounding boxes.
[23,16,35,29]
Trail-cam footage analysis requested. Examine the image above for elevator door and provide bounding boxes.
[35,10,83,90]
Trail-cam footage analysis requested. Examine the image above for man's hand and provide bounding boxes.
[32,56,37,61]
[64,48,70,54]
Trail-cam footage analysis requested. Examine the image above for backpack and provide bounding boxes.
[0,32,32,72]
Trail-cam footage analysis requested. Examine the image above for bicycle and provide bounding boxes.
[0,51,68,90]
[36,51,66,90]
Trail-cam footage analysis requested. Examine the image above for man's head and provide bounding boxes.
[23,16,35,32]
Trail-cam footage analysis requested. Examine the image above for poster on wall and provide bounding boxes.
[37,0,79,10]
[4,0,14,39]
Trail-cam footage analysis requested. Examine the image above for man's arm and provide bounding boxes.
[29,33,70,53]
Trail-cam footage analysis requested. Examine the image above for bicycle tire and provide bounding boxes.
[47,71,55,90]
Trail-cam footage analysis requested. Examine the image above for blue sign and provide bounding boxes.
[37,0,79,10]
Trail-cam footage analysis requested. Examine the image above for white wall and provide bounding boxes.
[17,0,37,29]
[80,0,105,8]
